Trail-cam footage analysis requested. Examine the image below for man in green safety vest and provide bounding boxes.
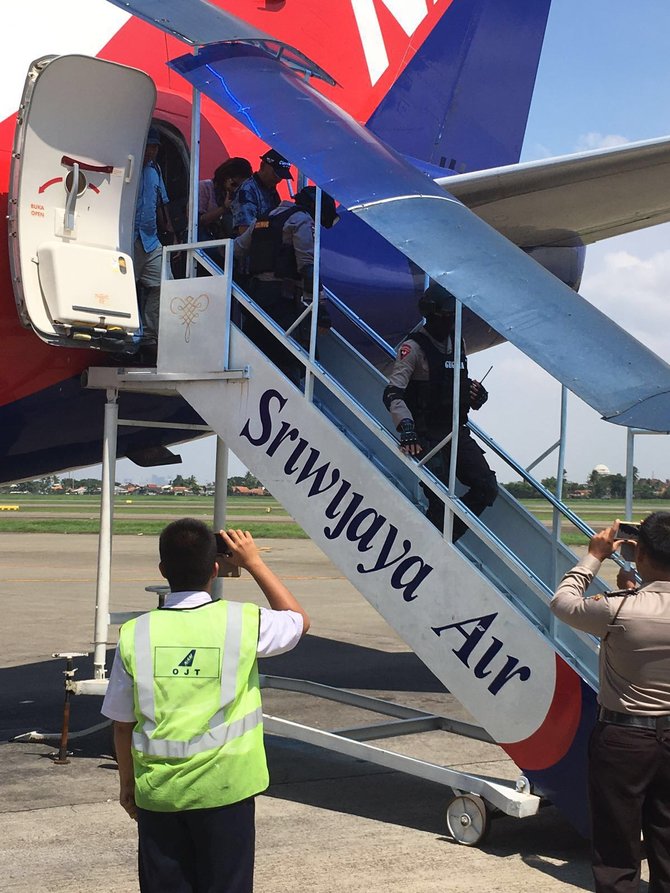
[102,518,310,893]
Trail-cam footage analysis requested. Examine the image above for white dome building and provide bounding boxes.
[593,464,610,475]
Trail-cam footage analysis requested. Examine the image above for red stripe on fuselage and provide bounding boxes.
[0,2,456,408]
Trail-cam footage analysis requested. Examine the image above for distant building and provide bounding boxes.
[593,464,610,475]
[231,485,267,496]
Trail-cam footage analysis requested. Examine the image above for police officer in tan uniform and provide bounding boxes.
[383,281,497,541]
[551,512,670,893]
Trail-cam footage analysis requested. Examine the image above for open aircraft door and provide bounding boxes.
[8,55,156,349]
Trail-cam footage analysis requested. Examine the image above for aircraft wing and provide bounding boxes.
[438,136,670,248]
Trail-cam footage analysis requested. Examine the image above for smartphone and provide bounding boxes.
[616,521,641,541]
[616,521,640,563]
[215,532,241,578]
[215,532,232,556]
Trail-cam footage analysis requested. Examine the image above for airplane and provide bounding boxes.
[1,0,670,485]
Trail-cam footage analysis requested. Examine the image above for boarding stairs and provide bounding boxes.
[83,242,624,838]
[9,31,667,843]
[72,11,670,841]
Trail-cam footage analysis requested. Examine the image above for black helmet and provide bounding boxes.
[418,281,457,317]
[295,186,339,228]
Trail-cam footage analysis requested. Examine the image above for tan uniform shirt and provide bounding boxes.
[551,553,670,714]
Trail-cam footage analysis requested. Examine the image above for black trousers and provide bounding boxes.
[137,797,255,893]
[589,721,670,893]
[243,279,304,385]
[422,425,498,541]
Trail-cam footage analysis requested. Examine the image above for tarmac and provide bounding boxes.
[0,532,636,892]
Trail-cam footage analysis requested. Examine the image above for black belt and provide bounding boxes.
[599,708,670,730]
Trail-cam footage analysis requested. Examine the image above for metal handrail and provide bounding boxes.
[322,285,397,356]
[469,419,635,576]
[322,280,631,574]
[188,247,601,683]
[323,280,600,549]
[469,420,595,540]
[198,244,600,562]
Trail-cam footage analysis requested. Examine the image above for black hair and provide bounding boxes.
[294,186,339,229]
[639,511,670,567]
[213,157,253,186]
[159,518,217,591]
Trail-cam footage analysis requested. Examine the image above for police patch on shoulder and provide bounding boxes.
[399,344,412,359]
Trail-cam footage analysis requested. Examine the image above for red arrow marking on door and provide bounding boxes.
[38,177,63,193]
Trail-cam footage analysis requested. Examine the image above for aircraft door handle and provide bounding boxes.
[61,155,114,175]
[64,161,79,233]
[125,154,135,183]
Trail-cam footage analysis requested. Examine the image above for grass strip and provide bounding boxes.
[0,518,307,537]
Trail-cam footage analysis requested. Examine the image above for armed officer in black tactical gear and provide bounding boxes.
[383,281,498,541]
[241,186,338,383]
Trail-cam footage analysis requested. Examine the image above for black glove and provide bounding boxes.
[469,380,488,410]
[398,419,420,449]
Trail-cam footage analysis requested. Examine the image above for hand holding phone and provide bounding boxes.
[215,531,241,578]
[616,521,641,540]
[215,532,232,556]
[616,521,641,563]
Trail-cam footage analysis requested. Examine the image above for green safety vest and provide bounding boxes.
[118,599,268,812]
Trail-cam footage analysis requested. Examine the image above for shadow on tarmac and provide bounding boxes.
[258,633,445,692]
[1,635,444,742]
[2,638,601,881]
[266,734,592,875]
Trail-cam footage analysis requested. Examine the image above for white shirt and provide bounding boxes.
[101,591,303,723]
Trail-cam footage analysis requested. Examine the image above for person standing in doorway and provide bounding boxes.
[133,126,174,361]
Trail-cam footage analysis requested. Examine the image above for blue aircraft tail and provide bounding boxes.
[366,0,552,173]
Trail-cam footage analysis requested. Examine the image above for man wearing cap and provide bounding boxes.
[383,280,497,541]
[231,148,292,237]
[133,126,174,359]
[551,513,670,893]
[233,149,293,235]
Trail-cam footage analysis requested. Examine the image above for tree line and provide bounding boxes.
[1,471,266,495]
[505,468,670,500]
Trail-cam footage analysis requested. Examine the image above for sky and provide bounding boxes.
[103,0,670,486]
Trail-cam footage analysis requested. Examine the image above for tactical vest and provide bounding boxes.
[118,599,268,812]
[248,207,303,280]
[404,331,470,438]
